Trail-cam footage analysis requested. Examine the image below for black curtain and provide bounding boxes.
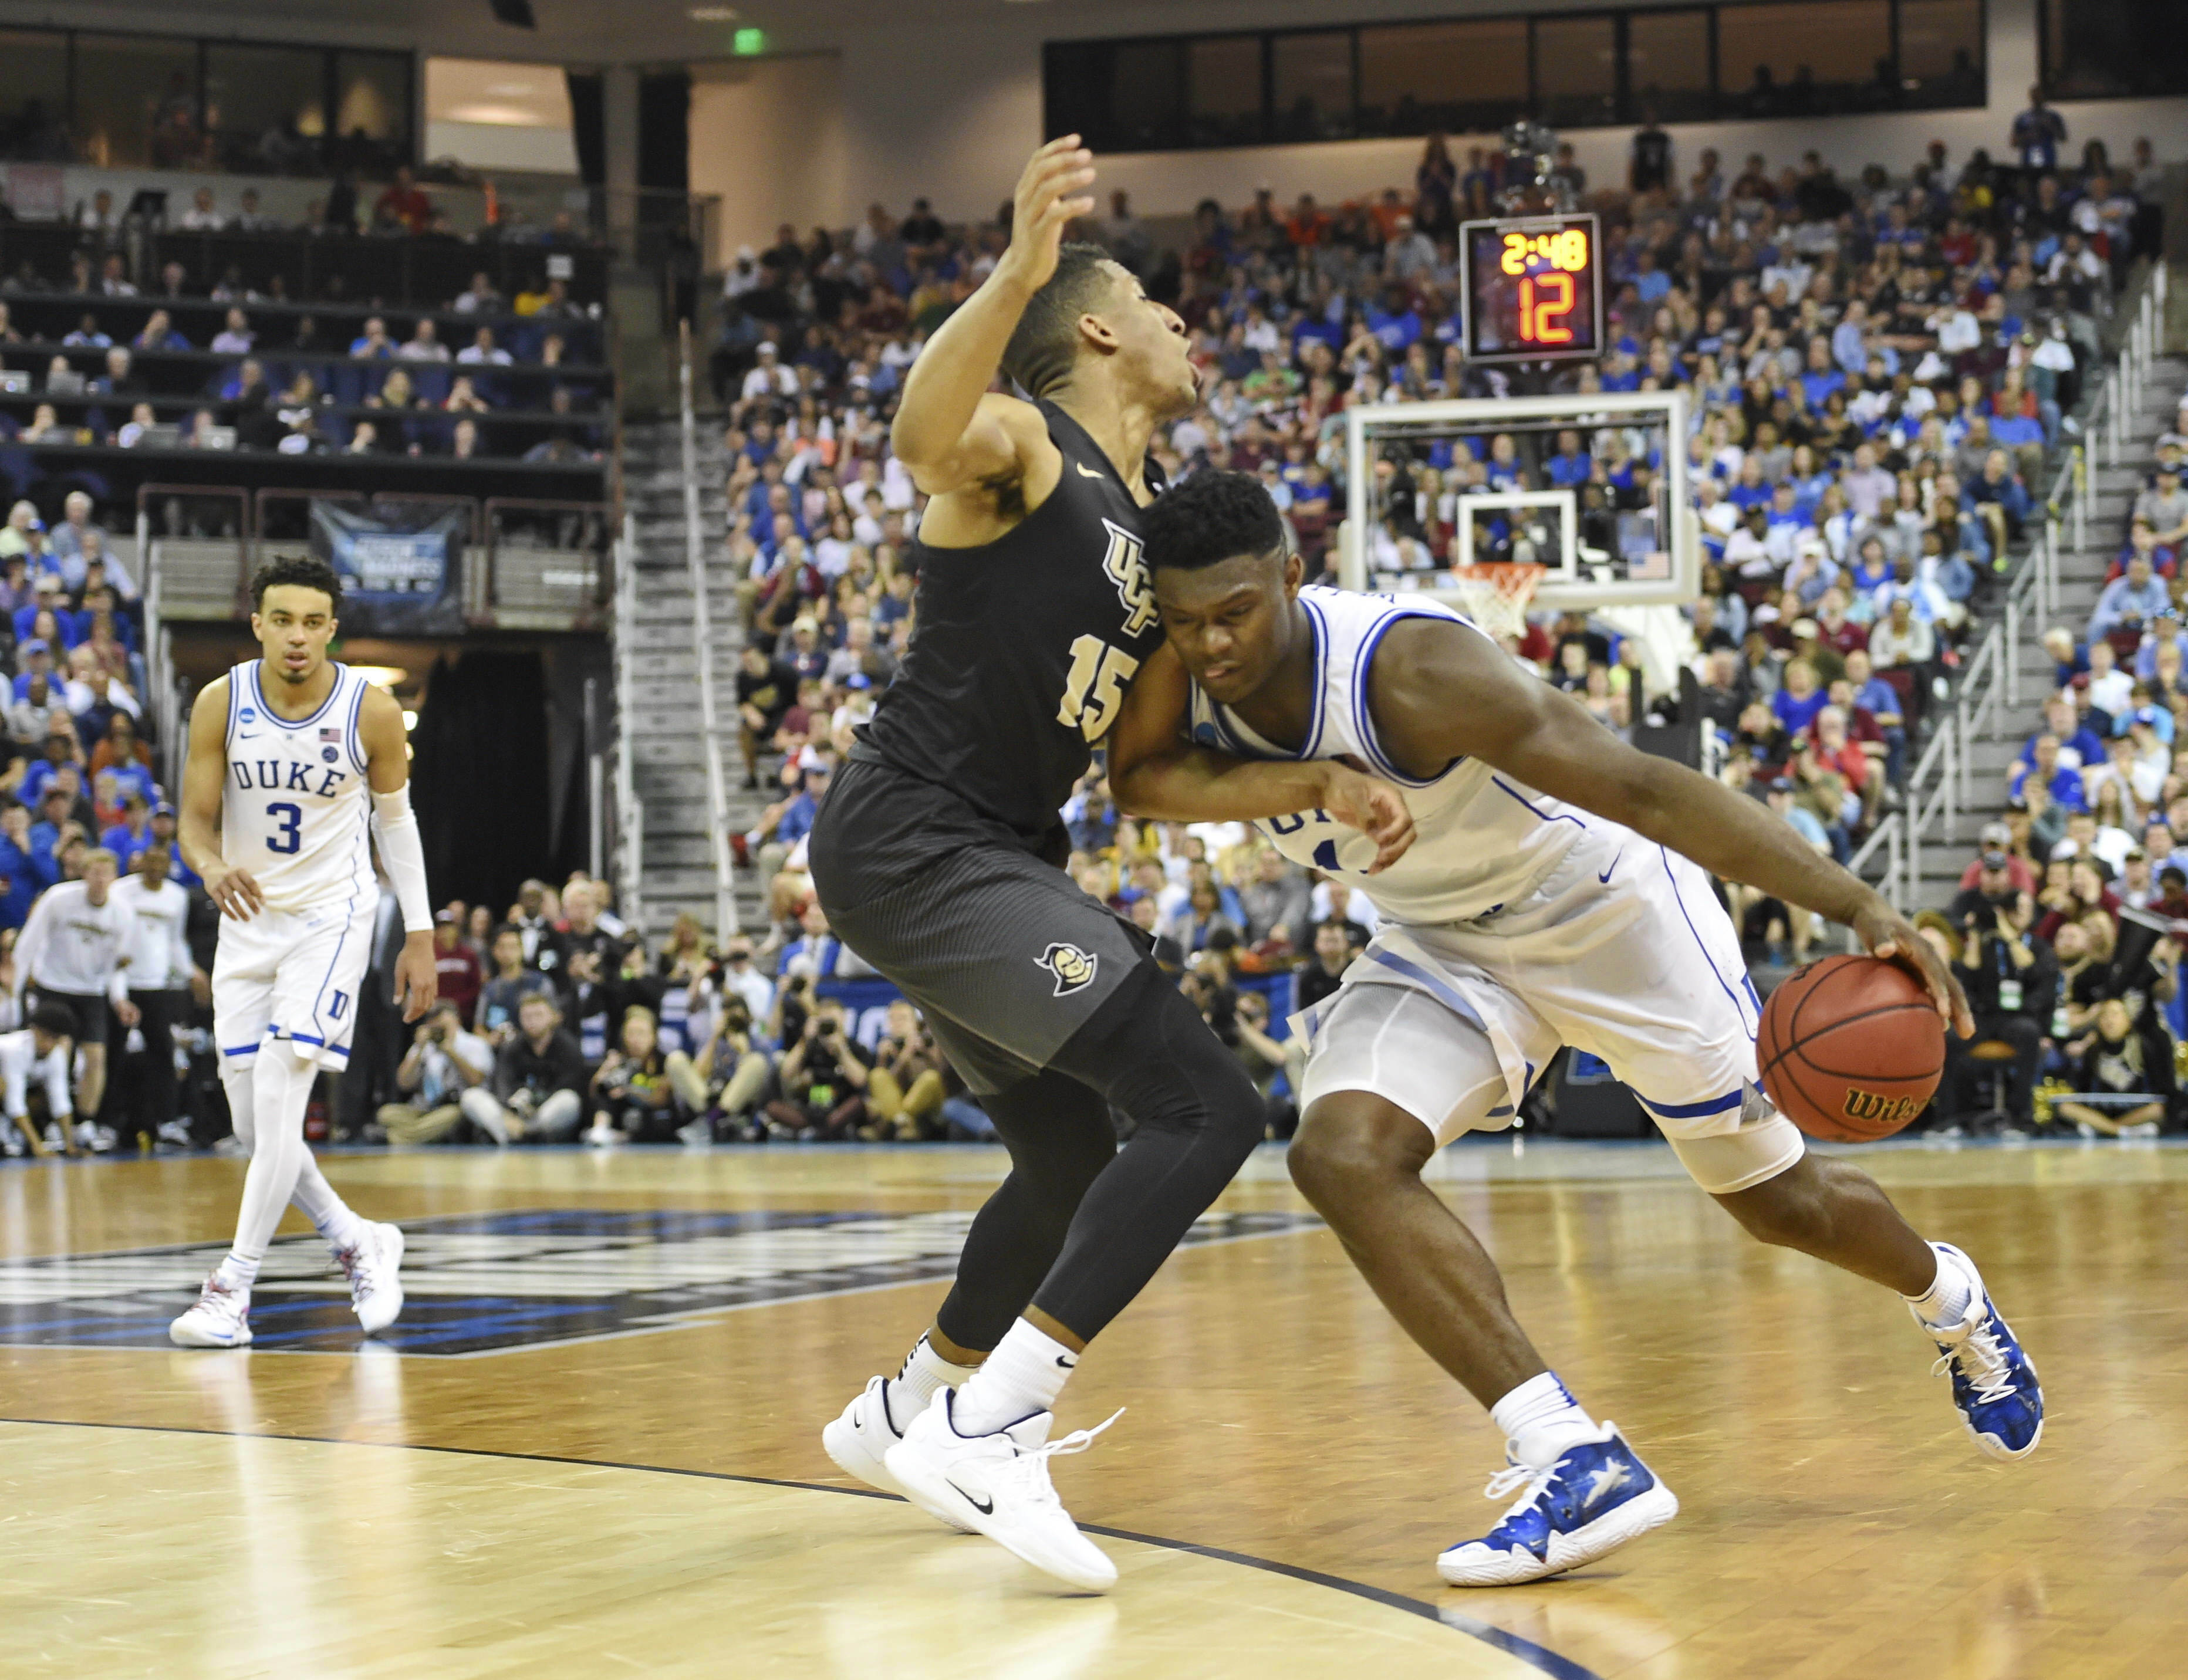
[410,652,560,917]
[566,71,605,187]
[637,72,690,192]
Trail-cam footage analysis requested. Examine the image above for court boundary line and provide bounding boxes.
[0,1414,1606,1680]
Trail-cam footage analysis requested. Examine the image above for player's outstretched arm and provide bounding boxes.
[1107,641,1416,873]
[360,684,438,1023]
[180,675,262,921]
[1370,619,1974,1036]
[888,139,1090,528]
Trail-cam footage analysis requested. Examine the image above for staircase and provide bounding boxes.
[614,415,776,941]
[1926,364,2187,904]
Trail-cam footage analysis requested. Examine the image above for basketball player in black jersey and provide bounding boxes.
[811,138,1412,1590]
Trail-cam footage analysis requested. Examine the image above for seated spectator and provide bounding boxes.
[2056,996,2173,1137]
[2091,549,2170,647]
[376,1000,495,1145]
[584,1004,677,1145]
[457,991,587,1144]
[760,995,868,1142]
[666,990,774,1139]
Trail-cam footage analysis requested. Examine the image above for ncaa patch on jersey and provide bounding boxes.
[1036,941,1099,997]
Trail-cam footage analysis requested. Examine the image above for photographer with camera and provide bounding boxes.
[1937,899,2049,1135]
[376,998,494,1146]
[862,998,949,1140]
[459,991,587,1145]
[761,994,869,1141]
[666,988,774,1143]
[584,1004,676,1146]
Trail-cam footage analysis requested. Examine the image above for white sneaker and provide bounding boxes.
[676,1117,713,1147]
[822,1376,972,1532]
[42,1123,63,1152]
[585,1122,621,1148]
[883,1390,1122,1593]
[156,1121,194,1151]
[2,1124,21,1157]
[170,1273,253,1347]
[75,1122,118,1154]
[339,1222,406,1336]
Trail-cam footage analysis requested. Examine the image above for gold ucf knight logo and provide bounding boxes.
[1036,942,1099,998]
[1100,519,1157,637]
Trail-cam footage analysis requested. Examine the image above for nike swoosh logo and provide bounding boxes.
[1075,461,1106,479]
[1598,850,1622,884]
[946,1478,994,1515]
[1055,1354,1078,1369]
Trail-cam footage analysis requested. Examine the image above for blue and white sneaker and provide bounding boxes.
[1437,1424,1679,1587]
[1912,1242,2042,1461]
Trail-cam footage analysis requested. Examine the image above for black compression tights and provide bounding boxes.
[931,965,1268,1351]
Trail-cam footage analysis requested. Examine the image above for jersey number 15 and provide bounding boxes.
[1056,634,1141,742]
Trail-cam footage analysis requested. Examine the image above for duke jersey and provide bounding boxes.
[855,399,1165,847]
[1186,587,1595,928]
[221,660,375,914]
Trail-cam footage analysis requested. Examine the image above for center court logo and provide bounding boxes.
[1035,942,1099,997]
[0,1206,1317,1357]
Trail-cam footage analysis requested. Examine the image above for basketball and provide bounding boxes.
[1757,955,1946,1142]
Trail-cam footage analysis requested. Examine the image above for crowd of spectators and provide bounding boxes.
[0,187,609,468]
[1919,379,2188,1139]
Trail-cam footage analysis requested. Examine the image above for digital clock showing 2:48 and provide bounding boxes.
[1458,213,1605,364]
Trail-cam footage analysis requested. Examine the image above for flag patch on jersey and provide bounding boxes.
[319,727,343,741]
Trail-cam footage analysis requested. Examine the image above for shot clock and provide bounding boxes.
[1458,214,1604,364]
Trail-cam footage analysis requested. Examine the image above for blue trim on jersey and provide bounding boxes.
[251,660,349,731]
[1658,845,1759,1041]
[1492,776,1589,831]
[346,674,369,773]
[220,1044,259,1057]
[1633,1087,1744,1119]
[1299,592,1330,760]
[1352,607,1466,790]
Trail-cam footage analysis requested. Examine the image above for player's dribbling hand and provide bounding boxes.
[204,863,264,921]
[1316,761,1416,874]
[1855,897,1975,1039]
[1001,136,1097,294]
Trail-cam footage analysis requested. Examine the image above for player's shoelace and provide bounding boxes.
[1481,1455,1564,1518]
[1930,1312,2015,1405]
[995,1409,1125,1508]
[337,1239,379,1299]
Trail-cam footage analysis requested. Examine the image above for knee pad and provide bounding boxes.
[1667,1096,1807,1195]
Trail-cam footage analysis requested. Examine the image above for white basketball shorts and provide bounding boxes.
[213,894,378,1073]
[1290,826,1805,1195]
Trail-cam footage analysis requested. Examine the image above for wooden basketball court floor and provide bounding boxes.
[4,1137,2185,1680]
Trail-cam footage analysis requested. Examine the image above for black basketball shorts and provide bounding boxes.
[808,753,1159,1096]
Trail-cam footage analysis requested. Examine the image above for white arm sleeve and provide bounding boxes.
[371,785,433,934]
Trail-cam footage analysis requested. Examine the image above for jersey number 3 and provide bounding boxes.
[265,801,303,854]
[1056,635,1140,742]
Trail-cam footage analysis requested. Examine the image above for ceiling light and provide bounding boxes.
[689,5,740,18]
[349,665,411,688]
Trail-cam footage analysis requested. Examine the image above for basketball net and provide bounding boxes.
[1444,562,1545,643]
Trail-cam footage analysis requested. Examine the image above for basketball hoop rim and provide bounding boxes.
[1447,561,1546,607]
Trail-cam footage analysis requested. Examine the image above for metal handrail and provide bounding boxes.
[610,511,645,931]
[1873,257,2171,913]
[678,320,740,941]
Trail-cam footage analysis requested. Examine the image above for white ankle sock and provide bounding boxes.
[1490,1371,1600,1469]
[214,1252,259,1291]
[951,1319,1077,1436]
[1905,1245,1976,1328]
[887,1332,977,1427]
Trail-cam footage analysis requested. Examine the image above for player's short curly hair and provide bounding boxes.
[1000,243,1121,398]
[249,553,343,614]
[1139,468,1285,573]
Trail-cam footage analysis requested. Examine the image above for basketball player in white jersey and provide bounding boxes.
[1109,471,2042,1586]
[170,555,437,1348]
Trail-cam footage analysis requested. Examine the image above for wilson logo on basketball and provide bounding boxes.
[1841,1089,1922,1128]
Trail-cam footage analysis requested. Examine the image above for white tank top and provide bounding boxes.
[220,660,375,914]
[1184,586,1592,928]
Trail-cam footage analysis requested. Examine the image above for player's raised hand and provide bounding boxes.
[393,931,439,1023]
[1317,760,1416,874]
[1000,136,1096,293]
[203,862,264,921]
[1856,898,1974,1039]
